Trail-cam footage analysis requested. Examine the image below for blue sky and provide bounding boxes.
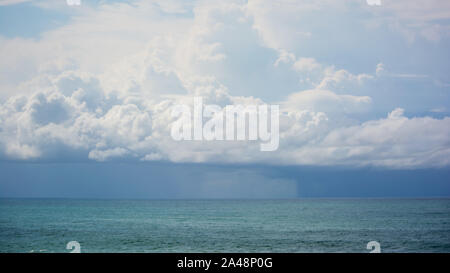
[0,0,449,198]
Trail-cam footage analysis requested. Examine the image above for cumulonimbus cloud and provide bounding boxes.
[0,0,449,169]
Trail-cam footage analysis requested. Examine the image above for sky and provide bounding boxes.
[0,0,449,198]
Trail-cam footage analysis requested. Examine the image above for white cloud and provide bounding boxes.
[0,0,449,169]
[0,0,30,6]
[310,109,450,168]
[283,89,372,114]
[88,147,129,162]
[293,58,322,72]
[365,0,450,42]
[316,67,374,90]
[2,68,448,169]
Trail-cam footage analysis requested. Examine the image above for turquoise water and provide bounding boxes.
[0,199,449,253]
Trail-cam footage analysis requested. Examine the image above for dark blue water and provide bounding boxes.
[0,199,449,252]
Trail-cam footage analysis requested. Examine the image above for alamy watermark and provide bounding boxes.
[66,0,81,6]
[367,241,381,253]
[366,0,381,6]
[66,241,81,253]
[170,97,279,151]
[54,240,380,252]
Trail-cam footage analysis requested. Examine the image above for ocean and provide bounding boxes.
[0,198,449,253]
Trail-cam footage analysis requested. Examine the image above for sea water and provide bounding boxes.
[0,198,449,253]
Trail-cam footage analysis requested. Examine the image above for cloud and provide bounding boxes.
[316,67,374,90]
[293,58,321,72]
[379,0,450,41]
[282,89,372,114]
[1,68,448,169]
[0,0,30,6]
[0,0,449,169]
[88,147,129,162]
[310,108,450,168]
